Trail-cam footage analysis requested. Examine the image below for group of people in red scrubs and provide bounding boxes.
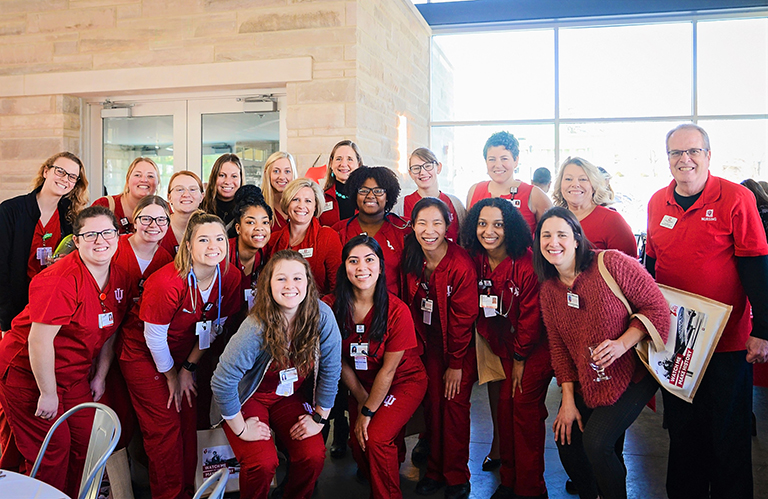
[0,127,663,499]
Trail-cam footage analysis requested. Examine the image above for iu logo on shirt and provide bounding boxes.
[114,288,124,303]
[383,394,396,407]
[701,209,717,222]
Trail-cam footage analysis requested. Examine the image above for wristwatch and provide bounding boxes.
[311,411,328,425]
[361,406,376,418]
[182,360,198,372]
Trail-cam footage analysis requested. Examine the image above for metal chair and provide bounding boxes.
[193,467,229,499]
[30,402,121,499]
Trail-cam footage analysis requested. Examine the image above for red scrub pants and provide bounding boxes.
[0,405,23,472]
[0,368,94,498]
[121,358,197,499]
[223,391,326,499]
[348,372,428,499]
[99,361,137,450]
[497,344,552,496]
[422,346,477,486]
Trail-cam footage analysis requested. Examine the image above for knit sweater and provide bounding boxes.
[540,250,669,408]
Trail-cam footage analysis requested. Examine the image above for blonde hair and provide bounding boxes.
[280,178,325,218]
[552,156,614,208]
[260,151,298,212]
[132,195,171,221]
[322,140,363,190]
[201,154,244,215]
[123,157,161,196]
[167,170,203,196]
[32,152,89,223]
[409,147,439,165]
[252,250,320,375]
[174,210,230,278]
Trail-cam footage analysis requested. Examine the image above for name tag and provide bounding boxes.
[279,367,299,384]
[98,312,114,329]
[299,248,314,258]
[480,294,498,309]
[567,292,580,309]
[276,382,294,397]
[36,247,53,266]
[322,201,333,212]
[196,320,212,349]
[660,215,678,229]
[511,199,521,208]
[350,343,369,357]
[355,356,368,370]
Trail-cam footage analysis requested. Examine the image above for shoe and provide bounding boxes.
[444,482,470,499]
[415,477,445,496]
[355,467,368,484]
[565,479,578,495]
[412,438,430,466]
[482,455,501,471]
[490,484,514,499]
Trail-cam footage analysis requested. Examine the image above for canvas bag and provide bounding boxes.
[596,251,731,403]
[475,327,506,385]
[195,427,242,493]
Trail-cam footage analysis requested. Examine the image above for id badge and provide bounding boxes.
[480,294,498,309]
[511,199,522,208]
[421,298,433,325]
[244,288,256,310]
[98,312,114,329]
[323,201,333,212]
[567,292,580,309]
[279,367,299,384]
[36,247,53,266]
[196,320,212,349]
[355,356,368,371]
[276,382,294,397]
[299,248,314,258]
[350,343,368,357]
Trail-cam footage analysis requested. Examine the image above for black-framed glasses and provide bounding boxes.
[357,187,386,197]
[409,162,436,174]
[667,148,708,159]
[170,186,201,195]
[49,165,80,183]
[136,215,170,227]
[74,229,118,242]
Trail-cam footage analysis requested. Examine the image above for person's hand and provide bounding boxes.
[511,359,525,397]
[443,367,463,400]
[238,417,272,442]
[178,368,198,408]
[165,371,182,412]
[553,401,583,446]
[591,338,629,369]
[36,392,59,420]
[90,375,106,402]
[746,336,768,364]
[355,412,372,452]
[289,414,324,440]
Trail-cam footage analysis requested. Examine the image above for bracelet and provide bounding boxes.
[236,425,246,437]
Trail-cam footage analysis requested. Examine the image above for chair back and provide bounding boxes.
[30,402,121,499]
[192,467,229,499]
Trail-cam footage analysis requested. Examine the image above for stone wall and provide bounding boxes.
[0,0,431,201]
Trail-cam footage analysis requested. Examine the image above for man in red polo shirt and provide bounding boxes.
[646,123,768,499]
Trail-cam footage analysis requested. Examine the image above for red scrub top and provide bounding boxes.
[159,229,180,258]
[473,250,542,360]
[93,194,133,234]
[580,205,637,258]
[334,215,410,297]
[228,237,265,312]
[113,235,174,305]
[119,262,242,365]
[273,211,288,231]
[319,186,341,227]
[647,174,768,352]
[0,251,132,389]
[403,191,460,243]
[266,218,342,296]
[469,181,536,233]
[26,213,61,282]
[323,294,422,390]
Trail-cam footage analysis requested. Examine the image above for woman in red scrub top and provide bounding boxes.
[267,178,342,296]
[0,206,131,497]
[211,250,342,499]
[403,197,478,499]
[163,170,204,257]
[92,156,160,235]
[259,151,297,231]
[324,235,427,499]
[118,211,241,499]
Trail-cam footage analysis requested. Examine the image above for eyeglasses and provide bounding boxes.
[136,215,170,227]
[667,148,708,160]
[171,186,201,195]
[357,187,386,197]
[74,229,118,242]
[49,165,80,183]
[409,162,436,174]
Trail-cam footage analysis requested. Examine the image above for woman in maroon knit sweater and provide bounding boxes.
[533,207,669,499]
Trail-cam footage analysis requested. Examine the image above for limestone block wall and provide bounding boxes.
[0,0,431,201]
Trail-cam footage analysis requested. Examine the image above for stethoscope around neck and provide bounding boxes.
[187,264,223,325]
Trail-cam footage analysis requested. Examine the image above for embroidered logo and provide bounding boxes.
[510,285,520,297]
[383,395,396,407]
[447,285,452,297]
[386,240,395,252]
[303,402,313,414]
[114,288,124,303]
[701,209,717,222]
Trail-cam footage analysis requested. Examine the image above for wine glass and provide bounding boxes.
[588,345,611,382]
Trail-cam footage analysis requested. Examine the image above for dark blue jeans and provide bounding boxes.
[663,350,753,499]
[556,374,658,499]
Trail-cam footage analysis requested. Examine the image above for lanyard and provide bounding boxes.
[188,264,223,325]
[351,323,383,359]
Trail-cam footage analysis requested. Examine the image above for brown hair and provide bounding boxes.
[174,210,229,278]
[252,250,320,375]
[167,170,203,196]
[32,152,89,223]
[201,154,244,215]
[132,195,171,221]
[322,140,363,190]
[122,157,161,196]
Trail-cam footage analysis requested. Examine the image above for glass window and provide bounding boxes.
[432,30,555,122]
[697,18,768,115]
[697,119,768,183]
[559,23,692,119]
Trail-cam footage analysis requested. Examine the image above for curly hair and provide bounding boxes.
[174,210,230,279]
[201,154,244,216]
[32,152,89,223]
[252,250,321,375]
[552,157,614,208]
[323,140,364,190]
[233,185,273,223]
[483,131,519,160]
[346,166,401,213]
[461,198,532,260]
